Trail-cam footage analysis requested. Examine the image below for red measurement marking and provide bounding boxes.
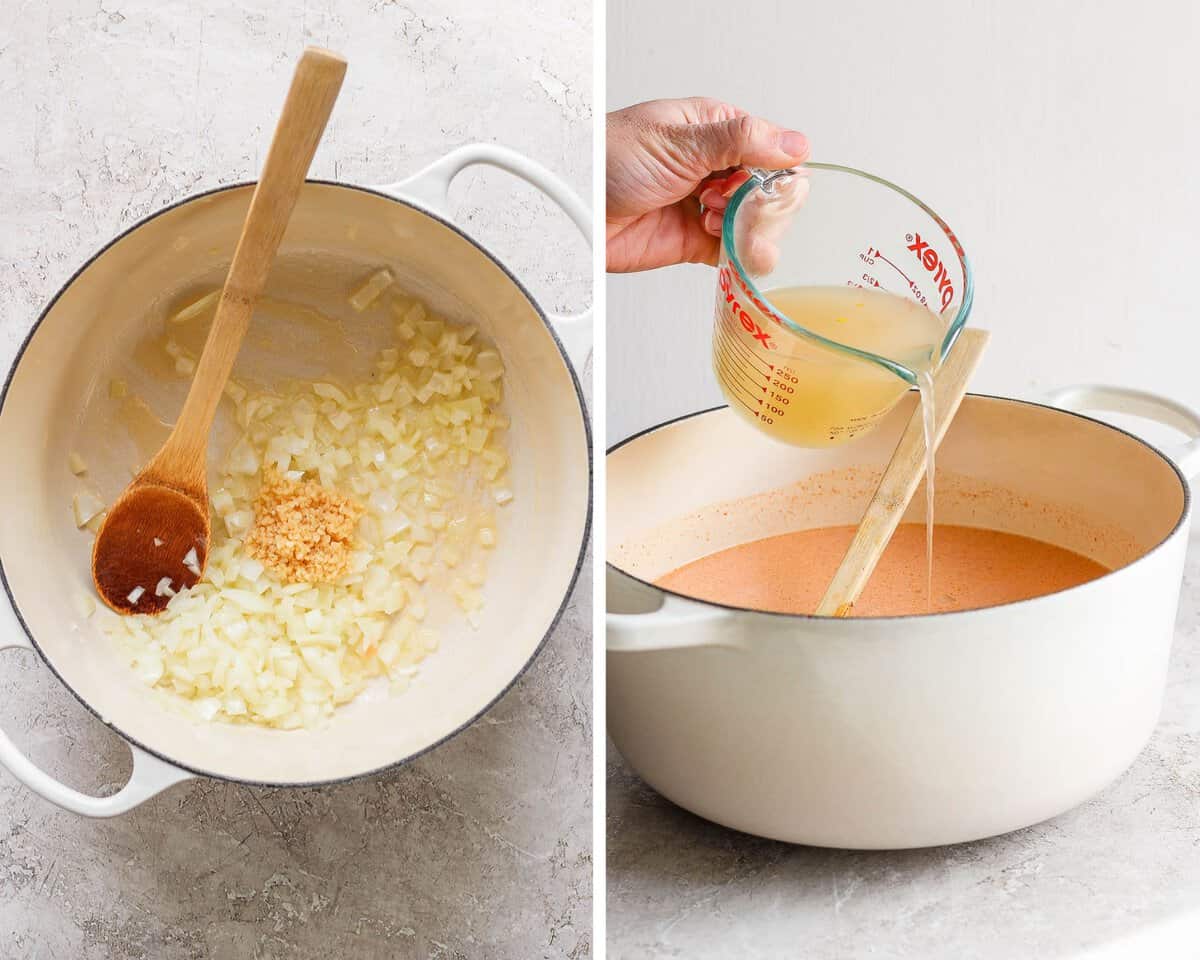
[716,340,774,402]
[875,251,913,286]
[713,349,763,407]
[716,332,767,382]
[728,391,761,418]
[716,316,772,375]
[715,363,760,417]
[715,352,763,400]
[714,336,765,391]
[723,371,763,407]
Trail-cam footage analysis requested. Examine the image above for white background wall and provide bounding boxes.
[607,0,1200,442]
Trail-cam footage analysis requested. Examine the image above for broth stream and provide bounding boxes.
[757,286,945,605]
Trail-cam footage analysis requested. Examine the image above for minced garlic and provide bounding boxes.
[245,465,364,583]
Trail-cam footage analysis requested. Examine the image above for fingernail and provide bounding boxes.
[699,188,723,208]
[779,131,809,159]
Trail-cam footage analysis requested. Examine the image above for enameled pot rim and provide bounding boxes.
[606,396,1189,625]
[0,178,593,788]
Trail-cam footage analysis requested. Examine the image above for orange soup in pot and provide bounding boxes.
[654,523,1109,617]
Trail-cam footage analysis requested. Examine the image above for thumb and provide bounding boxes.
[675,115,810,173]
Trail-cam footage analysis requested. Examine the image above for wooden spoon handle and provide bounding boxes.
[814,328,990,617]
[155,47,347,485]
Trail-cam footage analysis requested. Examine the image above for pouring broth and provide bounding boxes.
[716,284,948,605]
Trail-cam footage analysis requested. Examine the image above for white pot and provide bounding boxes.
[0,145,591,815]
[607,387,1200,849]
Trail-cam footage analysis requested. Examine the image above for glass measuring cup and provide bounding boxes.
[713,163,973,446]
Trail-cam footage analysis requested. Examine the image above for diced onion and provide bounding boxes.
[127,586,145,605]
[211,489,234,516]
[68,452,88,475]
[72,490,105,528]
[195,697,221,721]
[348,269,393,312]
[240,557,264,582]
[475,350,504,381]
[224,380,247,405]
[171,290,219,325]
[182,547,201,576]
[102,284,511,730]
[314,382,349,404]
[133,654,163,685]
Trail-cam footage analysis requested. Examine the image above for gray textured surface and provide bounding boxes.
[0,2,592,958]
[607,524,1200,959]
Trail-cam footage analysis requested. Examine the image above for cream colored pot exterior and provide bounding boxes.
[608,388,1199,849]
[0,145,591,814]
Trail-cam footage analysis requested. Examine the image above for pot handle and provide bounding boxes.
[606,567,745,653]
[1046,384,1200,479]
[0,628,194,817]
[376,144,593,372]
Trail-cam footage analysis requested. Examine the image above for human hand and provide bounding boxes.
[606,97,810,273]
[731,172,810,278]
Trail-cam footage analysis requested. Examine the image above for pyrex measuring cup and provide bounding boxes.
[713,163,972,446]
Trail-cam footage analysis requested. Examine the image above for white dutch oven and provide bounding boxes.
[608,386,1199,849]
[0,144,591,815]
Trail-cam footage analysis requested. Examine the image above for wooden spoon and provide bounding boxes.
[814,328,990,618]
[92,48,347,615]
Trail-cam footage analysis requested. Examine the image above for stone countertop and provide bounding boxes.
[0,2,592,958]
[607,527,1200,960]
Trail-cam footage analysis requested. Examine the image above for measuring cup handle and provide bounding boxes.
[373,145,593,372]
[1045,384,1200,479]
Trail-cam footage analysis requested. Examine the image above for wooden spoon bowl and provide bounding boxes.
[92,485,208,615]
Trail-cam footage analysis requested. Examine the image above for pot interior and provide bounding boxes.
[0,182,589,784]
[608,398,1185,609]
